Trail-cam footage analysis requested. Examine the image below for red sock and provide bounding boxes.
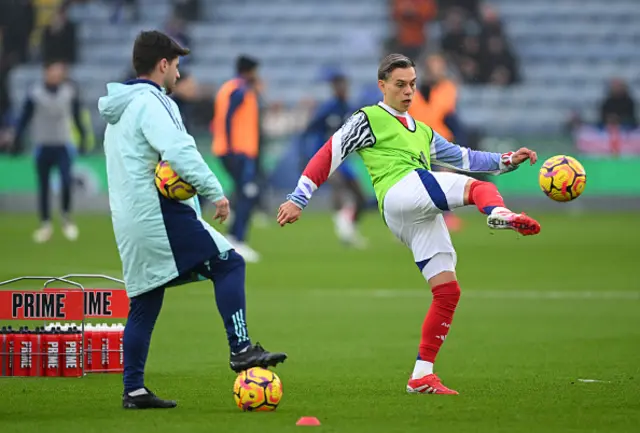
[418,281,461,363]
[468,181,505,215]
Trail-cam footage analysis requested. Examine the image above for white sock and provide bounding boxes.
[490,206,510,215]
[128,388,148,397]
[411,360,434,379]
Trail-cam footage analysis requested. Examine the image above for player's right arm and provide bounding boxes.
[138,92,226,205]
[277,111,374,226]
[11,91,35,154]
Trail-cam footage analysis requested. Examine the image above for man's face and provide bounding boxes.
[45,62,66,85]
[332,77,348,99]
[426,55,447,80]
[378,67,416,112]
[161,58,181,95]
[243,68,258,86]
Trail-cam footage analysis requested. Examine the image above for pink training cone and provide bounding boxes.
[296,417,321,426]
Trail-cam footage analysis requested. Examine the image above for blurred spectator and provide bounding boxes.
[41,4,77,64]
[164,15,191,66]
[109,0,139,23]
[440,8,467,58]
[440,3,519,86]
[478,3,504,40]
[172,0,200,22]
[440,0,480,19]
[391,0,438,60]
[457,35,482,84]
[0,0,35,65]
[600,78,637,128]
[479,35,520,85]
[0,0,35,130]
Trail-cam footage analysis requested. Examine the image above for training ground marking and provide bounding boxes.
[577,379,612,384]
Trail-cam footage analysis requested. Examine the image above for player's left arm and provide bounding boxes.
[139,92,226,204]
[11,91,35,154]
[428,129,537,174]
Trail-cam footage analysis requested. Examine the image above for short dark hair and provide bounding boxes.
[43,59,66,69]
[377,53,415,81]
[236,55,259,75]
[132,30,190,76]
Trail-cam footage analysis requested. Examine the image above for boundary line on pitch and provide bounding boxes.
[309,289,640,300]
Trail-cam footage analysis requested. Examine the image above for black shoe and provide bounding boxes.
[122,387,177,409]
[230,342,287,373]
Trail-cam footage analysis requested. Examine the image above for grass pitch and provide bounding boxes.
[0,211,638,433]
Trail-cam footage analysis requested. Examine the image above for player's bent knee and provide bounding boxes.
[428,271,457,289]
[227,250,246,271]
[463,179,478,205]
[421,253,457,286]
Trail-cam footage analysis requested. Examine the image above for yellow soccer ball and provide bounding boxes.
[538,155,586,202]
[233,367,283,412]
[154,160,196,200]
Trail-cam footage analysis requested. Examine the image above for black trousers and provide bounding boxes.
[35,145,73,222]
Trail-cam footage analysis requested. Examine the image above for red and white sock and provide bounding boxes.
[412,281,461,379]
[468,180,506,215]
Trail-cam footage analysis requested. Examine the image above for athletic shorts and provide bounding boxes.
[382,169,473,279]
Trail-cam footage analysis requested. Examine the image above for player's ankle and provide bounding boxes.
[489,206,510,215]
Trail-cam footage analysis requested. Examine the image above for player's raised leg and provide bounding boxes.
[197,250,287,372]
[464,179,541,235]
[122,287,177,409]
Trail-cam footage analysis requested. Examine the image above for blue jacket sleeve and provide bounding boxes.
[226,87,246,150]
[13,95,35,152]
[138,92,225,203]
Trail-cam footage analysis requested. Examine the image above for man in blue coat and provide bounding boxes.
[98,30,286,409]
[300,70,369,248]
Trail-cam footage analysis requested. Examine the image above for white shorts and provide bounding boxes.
[382,169,473,278]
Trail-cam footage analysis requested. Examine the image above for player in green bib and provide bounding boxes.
[277,54,540,395]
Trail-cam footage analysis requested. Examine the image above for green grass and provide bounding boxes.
[1,211,639,433]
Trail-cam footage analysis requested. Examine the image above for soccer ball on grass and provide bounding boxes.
[154,160,196,200]
[538,155,586,202]
[233,367,283,412]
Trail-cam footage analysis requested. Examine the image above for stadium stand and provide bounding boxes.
[6,0,640,139]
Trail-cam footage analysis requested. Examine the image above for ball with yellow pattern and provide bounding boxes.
[538,155,586,202]
[154,160,196,200]
[233,367,283,412]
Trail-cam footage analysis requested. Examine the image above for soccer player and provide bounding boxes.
[12,60,85,243]
[98,31,286,409]
[277,54,540,395]
[299,70,369,247]
[211,55,263,263]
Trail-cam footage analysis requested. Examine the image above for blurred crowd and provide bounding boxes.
[0,0,637,155]
[0,0,638,247]
[389,0,520,86]
[0,0,204,150]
